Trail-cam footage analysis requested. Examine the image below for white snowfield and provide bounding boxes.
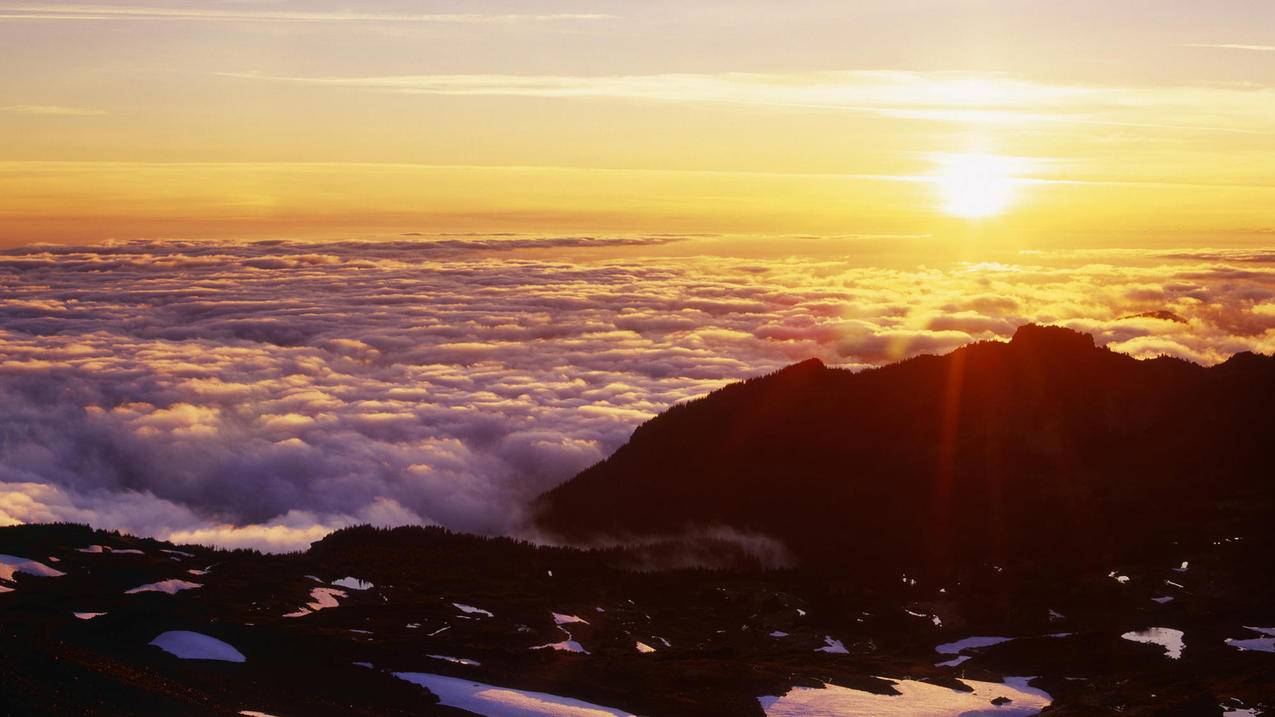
[1224,626,1275,653]
[552,612,590,626]
[149,631,246,662]
[759,676,1052,717]
[393,672,636,717]
[124,579,202,595]
[454,602,495,618]
[1121,627,1185,659]
[333,577,374,591]
[0,554,66,581]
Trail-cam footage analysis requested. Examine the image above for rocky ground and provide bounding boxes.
[1,522,1272,716]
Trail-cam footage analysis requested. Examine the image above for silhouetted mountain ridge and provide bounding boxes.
[536,325,1275,576]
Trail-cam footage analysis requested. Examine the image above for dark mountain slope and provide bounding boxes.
[535,325,1275,575]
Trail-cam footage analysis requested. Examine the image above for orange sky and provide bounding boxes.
[2,1,1275,246]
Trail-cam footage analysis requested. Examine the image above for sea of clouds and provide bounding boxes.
[1,237,1272,551]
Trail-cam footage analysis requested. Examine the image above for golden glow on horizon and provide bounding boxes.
[1,3,1274,245]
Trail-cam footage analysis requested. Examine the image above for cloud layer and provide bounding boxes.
[1,238,1272,550]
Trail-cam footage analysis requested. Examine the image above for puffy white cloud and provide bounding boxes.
[0,237,1271,550]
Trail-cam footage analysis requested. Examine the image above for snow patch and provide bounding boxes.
[816,636,848,654]
[427,654,482,666]
[0,554,66,581]
[1224,626,1275,653]
[74,612,107,620]
[125,579,201,595]
[759,676,1052,716]
[150,631,245,662]
[333,577,373,591]
[1121,627,1185,659]
[635,641,656,654]
[394,672,636,716]
[454,602,494,618]
[552,612,589,626]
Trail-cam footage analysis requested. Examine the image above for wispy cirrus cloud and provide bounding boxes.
[1,104,107,116]
[1183,43,1275,53]
[0,3,613,24]
[220,70,1275,134]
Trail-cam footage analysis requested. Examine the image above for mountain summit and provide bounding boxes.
[536,325,1275,574]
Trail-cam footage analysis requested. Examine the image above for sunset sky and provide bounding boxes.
[3,0,1275,246]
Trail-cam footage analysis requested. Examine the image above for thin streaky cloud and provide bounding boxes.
[217,70,1275,135]
[0,4,614,23]
[1,104,107,115]
[1183,43,1275,53]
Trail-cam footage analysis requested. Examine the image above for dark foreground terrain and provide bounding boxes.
[1,519,1271,716]
[2,327,1273,715]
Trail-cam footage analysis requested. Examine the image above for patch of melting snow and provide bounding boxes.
[77,545,107,554]
[655,636,670,648]
[552,612,589,626]
[936,636,1015,656]
[349,629,373,635]
[161,549,195,558]
[0,555,66,581]
[394,672,636,717]
[816,636,848,654]
[1108,571,1131,584]
[284,586,347,617]
[1174,561,1189,573]
[150,631,245,662]
[533,627,589,655]
[111,548,145,555]
[188,569,210,576]
[1121,627,1185,659]
[1224,626,1275,653]
[427,624,451,637]
[1152,596,1175,604]
[74,612,107,620]
[454,602,494,618]
[240,712,282,717]
[759,676,1052,716]
[635,641,656,654]
[353,661,374,668]
[428,654,482,666]
[125,579,201,595]
[333,577,373,591]
[769,630,789,638]
[1048,609,1065,622]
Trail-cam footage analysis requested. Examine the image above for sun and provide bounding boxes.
[934,153,1019,219]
